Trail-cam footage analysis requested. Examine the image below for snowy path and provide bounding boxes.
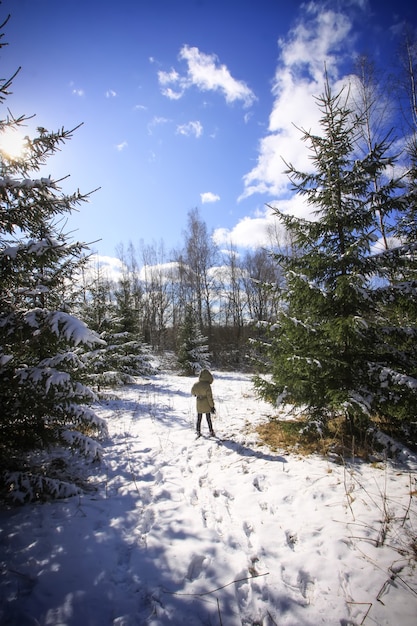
[1,371,417,625]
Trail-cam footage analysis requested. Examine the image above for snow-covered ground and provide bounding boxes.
[1,369,417,625]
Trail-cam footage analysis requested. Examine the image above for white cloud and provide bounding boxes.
[214,215,272,250]
[161,87,184,101]
[176,120,203,138]
[147,116,171,134]
[158,68,180,85]
[200,192,220,204]
[139,261,181,284]
[72,88,84,97]
[86,255,125,281]
[158,45,256,107]
[116,141,128,151]
[214,196,311,250]
[157,68,185,100]
[106,89,117,98]
[240,3,359,202]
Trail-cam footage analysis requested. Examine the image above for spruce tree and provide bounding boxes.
[254,79,414,439]
[380,135,417,433]
[78,269,155,388]
[177,305,211,375]
[0,22,107,501]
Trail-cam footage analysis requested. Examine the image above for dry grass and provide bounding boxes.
[255,415,380,460]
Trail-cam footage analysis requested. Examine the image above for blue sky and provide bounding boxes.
[2,0,416,269]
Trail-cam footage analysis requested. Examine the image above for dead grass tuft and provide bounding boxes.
[255,415,381,460]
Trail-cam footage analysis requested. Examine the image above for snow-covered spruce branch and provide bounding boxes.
[0,175,57,189]
[370,364,417,391]
[61,429,104,458]
[3,471,82,504]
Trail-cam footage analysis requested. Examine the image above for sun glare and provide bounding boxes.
[0,128,26,160]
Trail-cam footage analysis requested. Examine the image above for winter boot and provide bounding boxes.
[207,414,215,437]
[196,414,202,438]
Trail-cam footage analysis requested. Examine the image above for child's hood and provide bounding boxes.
[199,369,213,384]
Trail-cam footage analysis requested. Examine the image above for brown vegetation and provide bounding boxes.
[255,415,389,460]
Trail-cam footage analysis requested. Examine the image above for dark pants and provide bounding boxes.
[197,413,214,435]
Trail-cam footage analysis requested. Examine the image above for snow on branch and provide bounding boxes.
[3,471,82,504]
[61,429,104,458]
[376,366,417,390]
[48,311,105,347]
[65,403,108,433]
[0,175,57,189]
[44,370,70,393]
[25,309,105,347]
[1,238,66,262]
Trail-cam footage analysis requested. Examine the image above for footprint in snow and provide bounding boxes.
[234,568,252,609]
[201,507,208,527]
[190,488,198,505]
[201,506,224,533]
[280,565,315,606]
[243,521,254,537]
[198,474,207,487]
[298,569,315,602]
[186,553,209,581]
[213,488,234,500]
[139,485,153,506]
[140,508,155,534]
[112,544,132,584]
[285,529,298,550]
[253,475,268,492]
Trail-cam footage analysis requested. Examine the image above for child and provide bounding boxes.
[191,369,216,437]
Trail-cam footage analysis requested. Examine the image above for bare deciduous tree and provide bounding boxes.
[183,208,219,340]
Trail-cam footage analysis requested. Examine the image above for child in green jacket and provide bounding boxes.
[191,369,216,437]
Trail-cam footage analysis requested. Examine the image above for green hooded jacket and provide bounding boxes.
[191,369,215,414]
